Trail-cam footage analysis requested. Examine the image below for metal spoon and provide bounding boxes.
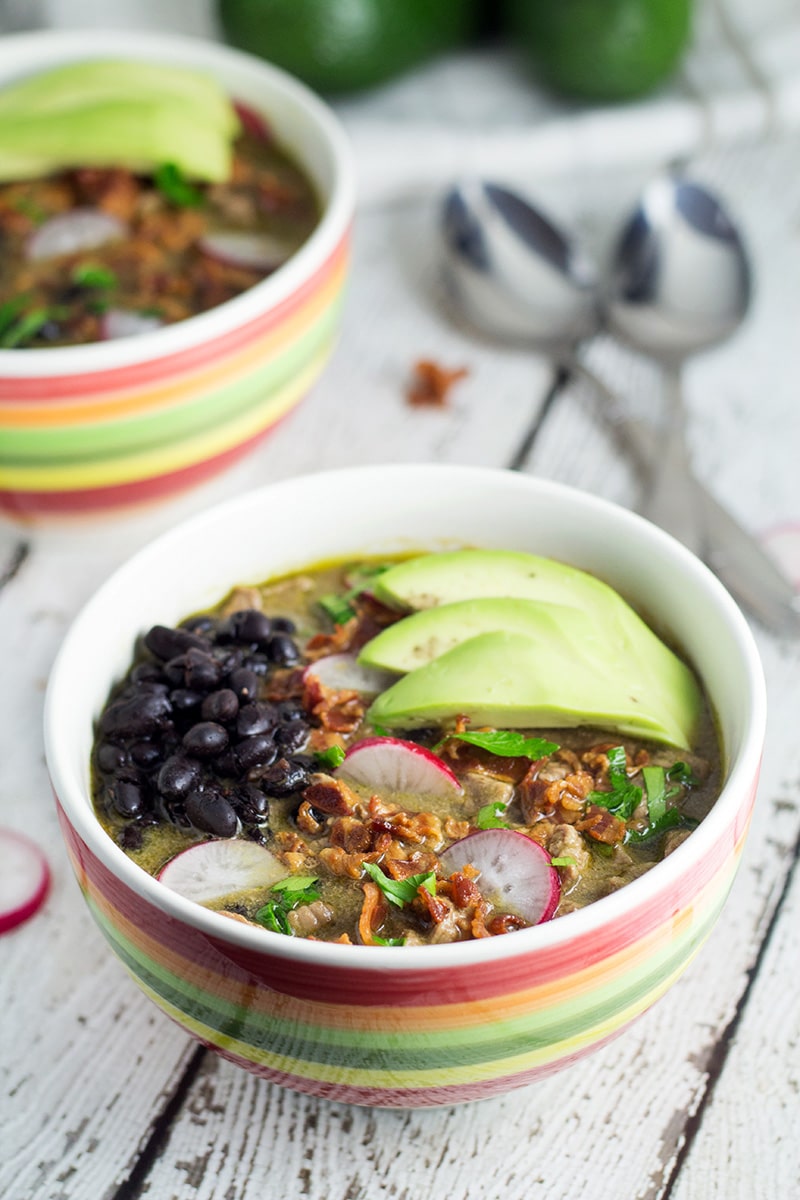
[441,177,800,635]
[605,173,750,552]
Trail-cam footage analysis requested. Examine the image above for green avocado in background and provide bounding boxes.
[505,0,693,101]
[217,0,481,93]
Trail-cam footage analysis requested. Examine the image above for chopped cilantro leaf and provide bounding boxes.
[154,162,204,208]
[254,875,321,935]
[371,723,391,737]
[372,934,406,946]
[667,761,698,788]
[589,745,642,819]
[362,863,436,907]
[72,262,118,290]
[476,801,510,830]
[625,763,697,844]
[0,307,54,348]
[550,856,576,867]
[319,593,356,626]
[314,745,346,770]
[446,730,560,759]
[0,295,30,337]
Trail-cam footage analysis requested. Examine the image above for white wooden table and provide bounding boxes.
[2,17,800,1200]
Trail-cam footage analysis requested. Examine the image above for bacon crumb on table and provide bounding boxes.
[406,359,469,407]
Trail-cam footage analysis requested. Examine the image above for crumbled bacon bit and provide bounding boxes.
[416,885,452,925]
[302,674,365,734]
[407,359,469,408]
[357,881,388,946]
[329,816,373,854]
[295,799,323,836]
[487,913,529,936]
[384,851,438,880]
[302,774,358,816]
[576,804,627,845]
[449,871,483,908]
[305,619,358,660]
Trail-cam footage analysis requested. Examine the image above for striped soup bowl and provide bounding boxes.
[44,466,766,1107]
[0,31,354,519]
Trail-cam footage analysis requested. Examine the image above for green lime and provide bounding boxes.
[217,0,480,94]
[505,0,693,101]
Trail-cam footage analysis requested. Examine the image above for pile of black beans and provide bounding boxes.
[93,609,313,851]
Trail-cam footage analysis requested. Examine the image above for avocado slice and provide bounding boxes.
[0,61,239,183]
[0,61,238,135]
[373,549,617,613]
[359,597,604,673]
[368,630,700,748]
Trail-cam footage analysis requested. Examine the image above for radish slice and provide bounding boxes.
[200,230,300,272]
[233,101,272,141]
[339,737,463,798]
[304,654,397,697]
[0,828,50,935]
[27,209,127,261]
[762,523,800,588]
[101,309,164,340]
[158,839,285,904]
[439,830,559,925]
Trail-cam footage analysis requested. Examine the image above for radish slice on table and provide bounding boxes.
[762,523,800,588]
[339,737,463,798]
[158,839,285,904]
[0,828,50,935]
[304,654,397,697]
[101,309,164,340]
[27,209,127,260]
[439,830,560,925]
[200,230,300,272]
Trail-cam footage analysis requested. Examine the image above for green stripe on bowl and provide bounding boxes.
[0,298,341,465]
[87,888,727,1073]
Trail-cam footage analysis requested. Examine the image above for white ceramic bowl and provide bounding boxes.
[45,465,766,1107]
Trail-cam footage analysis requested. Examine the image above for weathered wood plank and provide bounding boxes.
[0,201,552,1200]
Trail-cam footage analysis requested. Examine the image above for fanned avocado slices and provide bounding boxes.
[367,631,700,749]
[364,551,702,749]
[0,61,240,183]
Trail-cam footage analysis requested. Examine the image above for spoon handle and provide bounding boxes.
[572,361,800,636]
[637,367,705,555]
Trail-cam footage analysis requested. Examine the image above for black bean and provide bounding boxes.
[182,721,229,759]
[131,661,166,685]
[118,824,144,851]
[112,779,145,818]
[130,741,163,768]
[213,750,239,778]
[144,624,208,661]
[279,701,307,724]
[259,757,309,796]
[236,701,278,739]
[157,754,202,799]
[236,734,277,773]
[234,783,269,822]
[201,688,239,724]
[169,688,203,713]
[265,633,300,666]
[244,827,269,846]
[241,653,269,676]
[270,616,296,634]
[224,609,273,645]
[99,692,172,739]
[185,789,238,837]
[96,741,129,773]
[180,614,217,635]
[212,646,244,673]
[275,721,309,754]
[184,648,223,692]
[228,667,260,703]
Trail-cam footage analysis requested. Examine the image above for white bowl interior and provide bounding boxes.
[45,465,766,962]
[0,30,355,376]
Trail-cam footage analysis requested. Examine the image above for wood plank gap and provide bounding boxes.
[506,365,570,472]
[660,819,800,1198]
[0,540,30,593]
[111,1044,207,1200]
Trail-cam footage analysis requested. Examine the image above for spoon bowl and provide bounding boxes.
[441,180,598,350]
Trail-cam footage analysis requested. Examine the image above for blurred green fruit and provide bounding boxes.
[505,0,693,101]
[217,0,481,94]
